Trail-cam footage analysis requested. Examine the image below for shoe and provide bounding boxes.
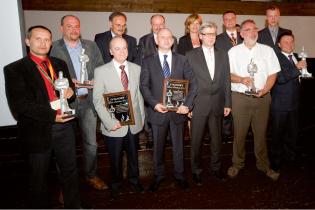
[227,166,239,178]
[86,176,108,190]
[211,170,226,181]
[129,182,144,193]
[110,188,121,200]
[265,168,280,181]
[175,179,189,190]
[147,179,163,192]
[192,174,202,186]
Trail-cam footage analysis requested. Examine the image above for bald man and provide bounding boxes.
[140,28,197,192]
[93,37,145,199]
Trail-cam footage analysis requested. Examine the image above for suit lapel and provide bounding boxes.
[213,48,221,82]
[58,40,77,79]
[153,54,165,78]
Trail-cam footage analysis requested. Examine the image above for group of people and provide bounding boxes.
[4,5,306,208]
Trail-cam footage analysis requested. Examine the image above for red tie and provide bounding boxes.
[288,55,295,66]
[120,65,128,90]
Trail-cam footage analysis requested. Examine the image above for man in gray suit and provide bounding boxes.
[258,6,292,52]
[50,15,107,190]
[93,37,145,199]
[186,22,231,185]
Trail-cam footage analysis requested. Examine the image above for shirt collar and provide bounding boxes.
[113,59,127,69]
[64,39,81,49]
[29,53,49,65]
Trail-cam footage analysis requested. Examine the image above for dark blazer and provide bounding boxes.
[94,30,138,64]
[186,47,231,116]
[178,34,195,55]
[137,33,178,65]
[4,56,75,153]
[271,52,300,112]
[140,52,197,125]
[215,32,243,52]
[50,38,104,110]
[258,27,292,51]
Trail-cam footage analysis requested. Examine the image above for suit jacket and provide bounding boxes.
[50,38,104,110]
[177,34,196,55]
[140,52,197,125]
[4,56,75,153]
[94,31,138,64]
[137,32,178,65]
[258,27,292,51]
[271,52,300,112]
[215,32,243,53]
[186,47,231,116]
[93,60,145,137]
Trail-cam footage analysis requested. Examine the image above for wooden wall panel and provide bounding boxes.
[22,0,315,16]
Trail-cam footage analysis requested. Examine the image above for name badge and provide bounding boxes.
[50,99,61,110]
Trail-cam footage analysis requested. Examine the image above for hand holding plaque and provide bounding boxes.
[245,59,258,95]
[162,79,189,111]
[77,48,93,87]
[54,71,76,117]
[103,91,135,125]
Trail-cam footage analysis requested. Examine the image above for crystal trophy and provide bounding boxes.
[54,71,76,116]
[78,48,93,86]
[245,58,258,95]
[298,46,312,78]
[166,89,173,108]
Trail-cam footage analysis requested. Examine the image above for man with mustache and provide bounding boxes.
[227,19,281,181]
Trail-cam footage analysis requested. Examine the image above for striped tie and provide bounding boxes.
[162,54,171,78]
[120,65,128,90]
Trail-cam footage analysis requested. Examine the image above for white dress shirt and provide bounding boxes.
[158,50,172,73]
[228,43,280,93]
[202,45,215,79]
[113,59,129,80]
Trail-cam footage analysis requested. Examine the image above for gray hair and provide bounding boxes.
[199,21,217,34]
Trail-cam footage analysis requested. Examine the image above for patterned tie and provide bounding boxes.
[288,54,295,66]
[162,54,171,78]
[41,61,51,79]
[120,65,128,90]
[230,33,237,46]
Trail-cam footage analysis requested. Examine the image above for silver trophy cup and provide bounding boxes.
[78,48,92,86]
[245,58,258,95]
[298,46,312,78]
[54,71,76,116]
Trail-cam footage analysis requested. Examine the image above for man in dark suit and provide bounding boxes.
[215,10,242,52]
[258,6,292,52]
[138,14,178,65]
[94,11,138,64]
[4,25,80,208]
[50,15,107,191]
[186,22,231,184]
[140,28,197,192]
[271,32,306,173]
[215,10,242,143]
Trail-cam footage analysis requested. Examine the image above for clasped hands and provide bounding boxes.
[154,103,189,114]
[55,87,75,123]
[72,78,94,89]
[240,76,267,98]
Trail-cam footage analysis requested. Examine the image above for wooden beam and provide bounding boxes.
[22,0,315,16]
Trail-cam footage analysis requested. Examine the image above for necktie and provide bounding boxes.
[162,54,171,78]
[288,55,295,66]
[271,29,277,44]
[120,65,128,90]
[230,33,237,46]
[41,61,51,79]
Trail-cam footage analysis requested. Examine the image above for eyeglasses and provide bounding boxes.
[242,28,258,32]
[200,33,216,37]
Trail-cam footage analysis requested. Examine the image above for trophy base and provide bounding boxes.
[244,90,258,96]
[62,110,76,119]
[77,81,93,87]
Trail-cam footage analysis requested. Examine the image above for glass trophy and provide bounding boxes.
[298,46,312,78]
[78,48,93,86]
[244,58,258,95]
[54,71,76,117]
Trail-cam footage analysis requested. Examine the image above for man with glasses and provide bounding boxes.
[94,12,138,64]
[227,19,281,181]
[186,22,231,185]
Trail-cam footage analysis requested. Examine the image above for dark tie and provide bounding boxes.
[120,65,128,90]
[230,33,237,46]
[288,55,295,66]
[162,54,171,78]
[41,61,51,79]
